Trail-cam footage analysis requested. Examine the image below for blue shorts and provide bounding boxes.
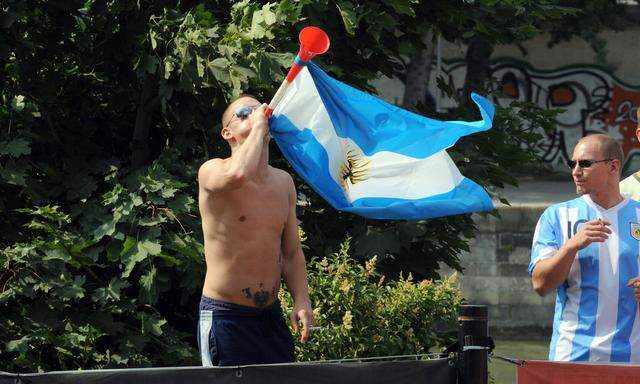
[197,296,295,366]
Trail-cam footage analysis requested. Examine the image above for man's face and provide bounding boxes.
[221,96,261,145]
[571,140,612,195]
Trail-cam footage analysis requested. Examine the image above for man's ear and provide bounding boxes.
[611,158,622,175]
[635,126,640,145]
[221,126,233,141]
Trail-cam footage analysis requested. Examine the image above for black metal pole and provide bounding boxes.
[458,305,488,384]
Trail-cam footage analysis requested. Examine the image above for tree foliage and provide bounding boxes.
[0,0,576,371]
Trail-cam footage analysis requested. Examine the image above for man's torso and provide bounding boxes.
[533,195,640,362]
[199,164,291,308]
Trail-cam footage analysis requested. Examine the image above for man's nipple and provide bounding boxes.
[239,215,246,222]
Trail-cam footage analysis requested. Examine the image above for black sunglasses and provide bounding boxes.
[567,158,612,169]
[225,105,258,127]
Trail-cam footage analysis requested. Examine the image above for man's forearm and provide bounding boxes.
[531,242,578,296]
[282,250,311,306]
[226,130,266,180]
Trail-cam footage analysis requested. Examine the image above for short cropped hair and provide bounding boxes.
[579,133,624,163]
[220,93,258,128]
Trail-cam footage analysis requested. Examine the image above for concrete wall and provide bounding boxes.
[440,181,576,336]
[446,206,555,335]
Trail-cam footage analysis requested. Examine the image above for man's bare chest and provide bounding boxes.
[215,184,289,227]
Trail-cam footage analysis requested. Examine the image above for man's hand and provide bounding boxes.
[627,277,640,303]
[567,219,611,251]
[290,302,314,343]
[248,103,270,143]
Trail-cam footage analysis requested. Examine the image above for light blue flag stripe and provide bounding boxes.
[344,178,493,219]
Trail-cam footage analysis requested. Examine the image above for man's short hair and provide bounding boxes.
[220,93,258,128]
[580,133,624,163]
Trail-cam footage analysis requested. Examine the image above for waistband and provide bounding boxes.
[199,295,282,315]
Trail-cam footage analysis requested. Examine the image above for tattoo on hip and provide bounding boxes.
[241,283,279,308]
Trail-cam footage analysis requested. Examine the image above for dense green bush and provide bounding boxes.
[281,238,461,361]
[1,153,203,371]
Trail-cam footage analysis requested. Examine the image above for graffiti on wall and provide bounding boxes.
[435,59,640,173]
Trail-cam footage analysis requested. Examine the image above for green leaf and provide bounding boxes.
[462,30,475,39]
[167,194,194,213]
[196,55,205,77]
[11,95,25,111]
[250,10,266,39]
[139,266,158,304]
[160,187,178,198]
[263,52,294,68]
[0,158,29,186]
[210,57,230,68]
[139,239,162,256]
[58,275,86,300]
[164,60,175,80]
[44,248,71,262]
[141,314,167,336]
[121,239,160,278]
[232,65,257,80]
[93,277,130,303]
[336,1,358,36]
[138,216,166,226]
[150,31,158,50]
[382,0,416,17]
[6,336,31,353]
[0,138,31,157]
[92,212,120,241]
[262,5,277,25]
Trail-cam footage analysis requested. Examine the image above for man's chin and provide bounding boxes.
[575,187,587,195]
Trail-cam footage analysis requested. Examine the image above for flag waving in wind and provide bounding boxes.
[269,62,495,220]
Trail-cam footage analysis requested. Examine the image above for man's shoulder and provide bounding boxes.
[199,158,227,174]
[545,196,585,212]
[268,166,294,183]
[623,196,640,209]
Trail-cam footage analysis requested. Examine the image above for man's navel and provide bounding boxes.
[239,215,246,222]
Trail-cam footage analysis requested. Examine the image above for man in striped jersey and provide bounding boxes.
[530,134,640,362]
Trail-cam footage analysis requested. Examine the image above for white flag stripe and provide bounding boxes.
[346,145,462,201]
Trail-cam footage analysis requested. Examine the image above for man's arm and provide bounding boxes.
[198,104,270,193]
[531,219,610,296]
[281,175,313,343]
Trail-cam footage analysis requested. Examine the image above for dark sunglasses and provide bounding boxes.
[567,158,612,169]
[225,105,257,127]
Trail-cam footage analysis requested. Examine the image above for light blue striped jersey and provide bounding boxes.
[530,195,640,362]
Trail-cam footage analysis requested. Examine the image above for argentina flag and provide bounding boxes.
[269,63,495,220]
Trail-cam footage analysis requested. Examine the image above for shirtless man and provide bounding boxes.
[197,96,313,366]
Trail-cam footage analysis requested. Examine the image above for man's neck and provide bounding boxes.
[588,189,624,210]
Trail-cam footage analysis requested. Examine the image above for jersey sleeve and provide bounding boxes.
[529,208,560,275]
